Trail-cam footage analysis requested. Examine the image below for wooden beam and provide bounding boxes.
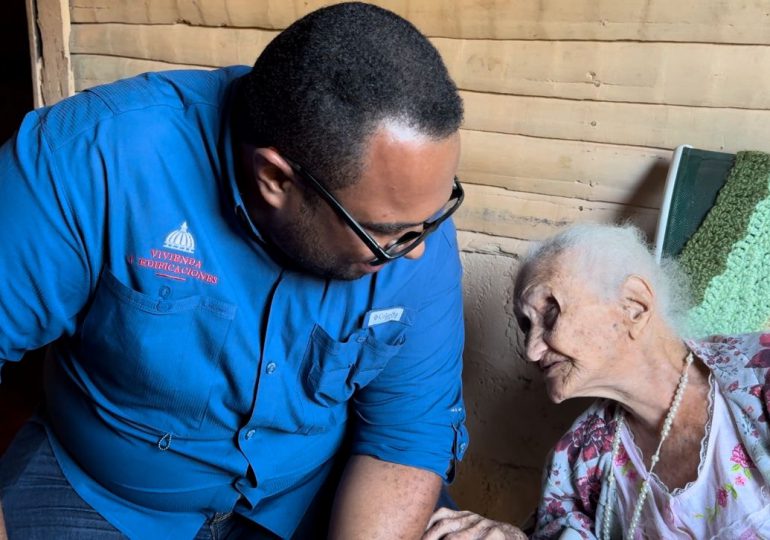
[25,0,43,108]
[458,130,668,208]
[69,0,770,45]
[462,91,770,155]
[454,184,659,241]
[70,23,276,68]
[31,0,74,105]
[70,23,770,109]
[72,55,211,91]
[435,38,770,110]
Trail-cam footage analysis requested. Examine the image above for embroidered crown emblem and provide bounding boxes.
[163,221,196,254]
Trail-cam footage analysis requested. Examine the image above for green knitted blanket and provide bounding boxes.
[679,151,770,337]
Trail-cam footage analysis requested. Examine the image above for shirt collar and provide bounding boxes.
[219,72,264,242]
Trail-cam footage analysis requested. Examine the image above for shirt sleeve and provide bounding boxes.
[533,450,599,540]
[349,221,468,481]
[532,403,616,540]
[0,108,93,374]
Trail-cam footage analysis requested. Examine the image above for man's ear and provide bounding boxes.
[246,146,297,209]
[621,274,654,339]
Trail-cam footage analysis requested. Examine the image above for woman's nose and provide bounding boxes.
[525,332,547,363]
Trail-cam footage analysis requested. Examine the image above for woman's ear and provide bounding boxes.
[621,274,654,339]
[244,146,298,209]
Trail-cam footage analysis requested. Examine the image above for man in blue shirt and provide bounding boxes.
[0,3,468,538]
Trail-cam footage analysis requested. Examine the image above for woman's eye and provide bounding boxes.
[543,297,560,328]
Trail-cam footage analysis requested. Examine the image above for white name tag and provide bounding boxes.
[364,307,404,327]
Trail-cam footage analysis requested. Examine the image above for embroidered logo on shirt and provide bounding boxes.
[365,307,405,327]
[127,221,220,285]
[163,221,195,254]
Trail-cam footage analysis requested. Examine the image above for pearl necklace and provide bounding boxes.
[602,351,694,540]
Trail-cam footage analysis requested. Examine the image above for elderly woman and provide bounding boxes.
[423,223,770,539]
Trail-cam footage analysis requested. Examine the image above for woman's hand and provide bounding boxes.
[422,507,527,540]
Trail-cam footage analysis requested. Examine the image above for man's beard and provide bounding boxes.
[268,200,369,281]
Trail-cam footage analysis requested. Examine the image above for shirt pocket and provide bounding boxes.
[75,268,237,435]
[300,322,406,433]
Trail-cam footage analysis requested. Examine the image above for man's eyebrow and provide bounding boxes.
[359,221,422,235]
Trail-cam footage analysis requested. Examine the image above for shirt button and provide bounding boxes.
[356,334,367,343]
[156,301,171,312]
[159,285,172,298]
[265,362,277,374]
[245,429,256,440]
[459,442,467,453]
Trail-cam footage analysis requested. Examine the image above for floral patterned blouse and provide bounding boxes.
[614,375,770,538]
[532,333,770,539]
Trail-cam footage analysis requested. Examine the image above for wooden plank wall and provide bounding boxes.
[63,0,770,258]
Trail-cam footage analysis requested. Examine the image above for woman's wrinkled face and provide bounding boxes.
[514,254,628,403]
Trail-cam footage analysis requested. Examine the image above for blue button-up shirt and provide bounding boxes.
[0,67,468,539]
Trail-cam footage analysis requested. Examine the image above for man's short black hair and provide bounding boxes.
[233,2,463,190]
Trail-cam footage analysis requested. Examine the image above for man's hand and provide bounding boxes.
[421,507,527,540]
[328,455,442,539]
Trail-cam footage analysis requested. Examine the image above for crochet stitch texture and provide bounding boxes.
[679,151,770,336]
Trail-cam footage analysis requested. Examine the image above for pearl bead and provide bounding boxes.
[602,351,694,540]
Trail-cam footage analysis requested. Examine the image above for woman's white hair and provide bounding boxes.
[515,223,693,335]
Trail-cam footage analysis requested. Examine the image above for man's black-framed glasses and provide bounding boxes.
[283,156,464,266]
